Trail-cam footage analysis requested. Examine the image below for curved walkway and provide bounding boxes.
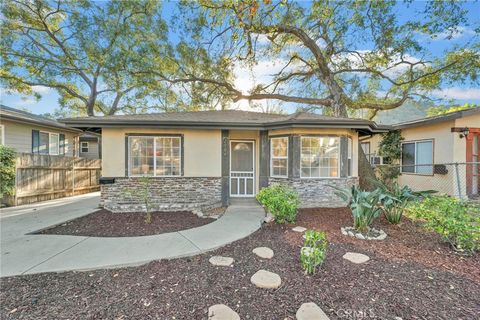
[0,195,264,277]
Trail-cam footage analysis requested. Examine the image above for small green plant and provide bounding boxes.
[123,176,154,224]
[300,230,328,275]
[256,184,300,223]
[407,196,480,254]
[0,145,16,198]
[373,180,436,224]
[377,130,404,184]
[332,185,382,233]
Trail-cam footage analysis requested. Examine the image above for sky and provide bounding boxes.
[1,0,479,116]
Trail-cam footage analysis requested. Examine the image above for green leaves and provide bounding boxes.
[331,184,382,233]
[0,146,16,197]
[407,196,480,254]
[256,184,300,224]
[300,230,328,275]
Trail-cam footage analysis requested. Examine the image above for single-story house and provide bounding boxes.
[62,110,388,212]
[0,105,81,156]
[79,133,101,159]
[362,107,480,198]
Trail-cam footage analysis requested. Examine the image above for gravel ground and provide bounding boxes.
[36,209,216,237]
[2,208,479,319]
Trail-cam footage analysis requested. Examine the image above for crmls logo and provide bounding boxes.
[336,308,377,319]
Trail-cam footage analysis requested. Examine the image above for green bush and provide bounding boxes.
[300,230,328,275]
[332,185,382,233]
[0,145,16,197]
[407,196,480,254]
[373,180,436,224]
[256,184,300,223]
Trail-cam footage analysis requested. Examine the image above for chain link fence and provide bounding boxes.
[372,162,480,200]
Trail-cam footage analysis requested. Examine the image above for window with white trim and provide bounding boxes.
[401,140,433,174]
[270,137,288,177]
[49,133,59,155]
[81,142,89,153]
[129,136,181,177]
[301,137,339,178]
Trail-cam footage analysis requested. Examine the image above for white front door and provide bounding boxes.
[230,141,255,197]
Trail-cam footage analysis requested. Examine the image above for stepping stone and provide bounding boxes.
[209,256,234,267]
[343,252,370,264]
[250,270,281,289]
[208,304,240,320]
[292,226,307,232]
[296,302,330,320]
[252,247,274,259]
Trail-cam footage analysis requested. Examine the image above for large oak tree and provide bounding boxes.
[1,0,175,116]
[159,0,479,118]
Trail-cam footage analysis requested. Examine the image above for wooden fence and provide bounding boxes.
[10,153,101,206]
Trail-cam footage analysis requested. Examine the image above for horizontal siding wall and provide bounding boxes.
[2,120,77,156]
[79,141,99,159]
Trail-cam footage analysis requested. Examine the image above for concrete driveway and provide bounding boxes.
[1,194,264,277]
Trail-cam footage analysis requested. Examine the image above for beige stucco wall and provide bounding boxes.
[363,114,480,197]
[0,119,77,156]
[102,128,222,177]
[268,128,360,177]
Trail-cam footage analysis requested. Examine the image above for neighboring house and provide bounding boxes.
[79,133,101,159]
[362,107,480,198]
[62,110,388,212]
[0,105,82,156]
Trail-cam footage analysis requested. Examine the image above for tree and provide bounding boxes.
[160,0,479,118]
[426,103,478,116]
[1,0,174,116]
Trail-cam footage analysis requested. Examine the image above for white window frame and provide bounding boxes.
[270,137,288,178]
[128,135,182,177]
[401,139,434,175]
[300,136,340,179]
[81,141,89,153]
[347,137,353,177]
[0,125,4,145]
[49,132,59,155]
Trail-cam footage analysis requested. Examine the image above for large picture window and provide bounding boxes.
[129,136,181,177]
[401,140,433,174]
[301,137,339,178]
[270,137,288,177]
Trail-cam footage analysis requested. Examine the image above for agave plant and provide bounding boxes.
[372,180,436,224]
[331,185,382,233]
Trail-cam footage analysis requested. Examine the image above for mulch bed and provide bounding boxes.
[36,209,216,237]
[2,208,479,319]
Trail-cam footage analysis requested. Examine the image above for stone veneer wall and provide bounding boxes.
[268,177,358,208]
[101,177,222,212]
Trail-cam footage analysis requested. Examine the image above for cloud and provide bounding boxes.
[430,87,480,100]
[420,26,477,41]
[14,97,37,106]
[31,86,50,94]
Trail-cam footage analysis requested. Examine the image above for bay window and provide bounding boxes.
[301,137,339,178]
[401,140,433,174]
[270,137,288,177]
[128,136,181,177]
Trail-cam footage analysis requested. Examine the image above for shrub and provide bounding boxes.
[373,180,436,224]
[123,176,154,224]
[332,185,382,233]
[0,145,16,197]
[300,230,328,275]
[256,184,300,223]
[407,196,480,254]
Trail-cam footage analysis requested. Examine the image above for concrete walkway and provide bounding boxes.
[0,196,265,277]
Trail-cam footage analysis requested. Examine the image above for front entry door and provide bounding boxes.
[230,141,255,197]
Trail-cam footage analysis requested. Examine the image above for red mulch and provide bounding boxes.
[291,208,480,283]
[36,209,216,237]
[1,208,479,319]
